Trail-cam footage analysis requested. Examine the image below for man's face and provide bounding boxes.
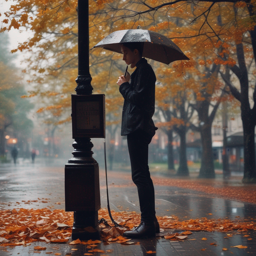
[121,45,138,68]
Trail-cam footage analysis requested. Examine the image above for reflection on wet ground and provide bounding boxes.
[0,164,256,255]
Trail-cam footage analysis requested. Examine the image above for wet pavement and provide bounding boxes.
[0,162,256,255]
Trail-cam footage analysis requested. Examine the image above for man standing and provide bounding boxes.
[116,42,159,238]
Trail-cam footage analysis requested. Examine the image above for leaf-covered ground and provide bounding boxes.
[0,207,255,249]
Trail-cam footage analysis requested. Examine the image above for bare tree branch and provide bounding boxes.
[219,71,241,101]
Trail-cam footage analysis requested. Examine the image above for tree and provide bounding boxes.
[2,0,256,181]
[0,33,33,157]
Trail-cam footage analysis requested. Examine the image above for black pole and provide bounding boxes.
[65,0,100,240]
[76,0,93,95]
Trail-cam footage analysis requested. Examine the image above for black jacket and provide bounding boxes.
[119,58,157,137]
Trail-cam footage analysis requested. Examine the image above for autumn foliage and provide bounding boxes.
[1,0,256,178]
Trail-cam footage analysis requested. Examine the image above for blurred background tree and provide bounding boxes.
[0,33,33,161]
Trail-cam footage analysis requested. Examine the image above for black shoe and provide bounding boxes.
[154,219,160,233]
[123,221,155,238]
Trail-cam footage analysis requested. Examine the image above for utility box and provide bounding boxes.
[65,94,105,212]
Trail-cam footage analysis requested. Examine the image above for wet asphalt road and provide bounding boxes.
[0,162,256,255]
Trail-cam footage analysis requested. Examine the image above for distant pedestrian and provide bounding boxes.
[31,149,36,164]
[11,146,18,165]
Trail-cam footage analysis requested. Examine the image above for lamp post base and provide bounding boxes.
[65,147,101,240]
[72,210,100,240]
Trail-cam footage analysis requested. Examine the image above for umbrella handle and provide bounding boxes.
[124,66,128,77]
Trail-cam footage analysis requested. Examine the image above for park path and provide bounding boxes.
[0,163,256,255]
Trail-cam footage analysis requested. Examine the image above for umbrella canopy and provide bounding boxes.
[93,29,189,64]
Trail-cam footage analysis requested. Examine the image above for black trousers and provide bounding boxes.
[127,129,156,224]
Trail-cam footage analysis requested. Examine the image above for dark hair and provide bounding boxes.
[122,42,144,57]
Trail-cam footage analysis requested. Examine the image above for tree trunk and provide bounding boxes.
[176,128,189,176]
[199,125,215,178]
[222,101,230,179]
[242,115,256,182]
[167,129,175,170]
[0,129,5,156]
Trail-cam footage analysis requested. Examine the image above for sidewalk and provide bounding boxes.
[0,165,256,255]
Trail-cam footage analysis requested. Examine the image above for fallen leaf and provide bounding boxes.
[176,236,187,240]
[146,251,156,254]
[57,223,69,228]
[69,239,82,245]
[34,246,46,251]
[164,235,175,239]
[210,243,217,246]
[181,231,192,235]
[0,237,9,243]
[201,237,207,240]
[222,248,228,251]
[233,245,247,249]
[88,249,105,253]
[201,248,206,251]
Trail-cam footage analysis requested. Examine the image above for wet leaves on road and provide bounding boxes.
[0,207,255,250]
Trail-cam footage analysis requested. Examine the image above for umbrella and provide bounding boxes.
[93,29,189,64]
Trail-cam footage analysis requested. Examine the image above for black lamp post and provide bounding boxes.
[65,0,102,240]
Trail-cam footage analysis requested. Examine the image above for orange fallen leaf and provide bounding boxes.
[34,246,46,250]
[201,238,207,240]
[164,235,176,239]
[233,245,247,249]
[88,249,105,253]
[222,248,228,251]
[201,248,206,251]
[146,251,156,254]
[210,243,217,246]
[181,231,192,235]
[69,239,82,245]
[84,254,93,256]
